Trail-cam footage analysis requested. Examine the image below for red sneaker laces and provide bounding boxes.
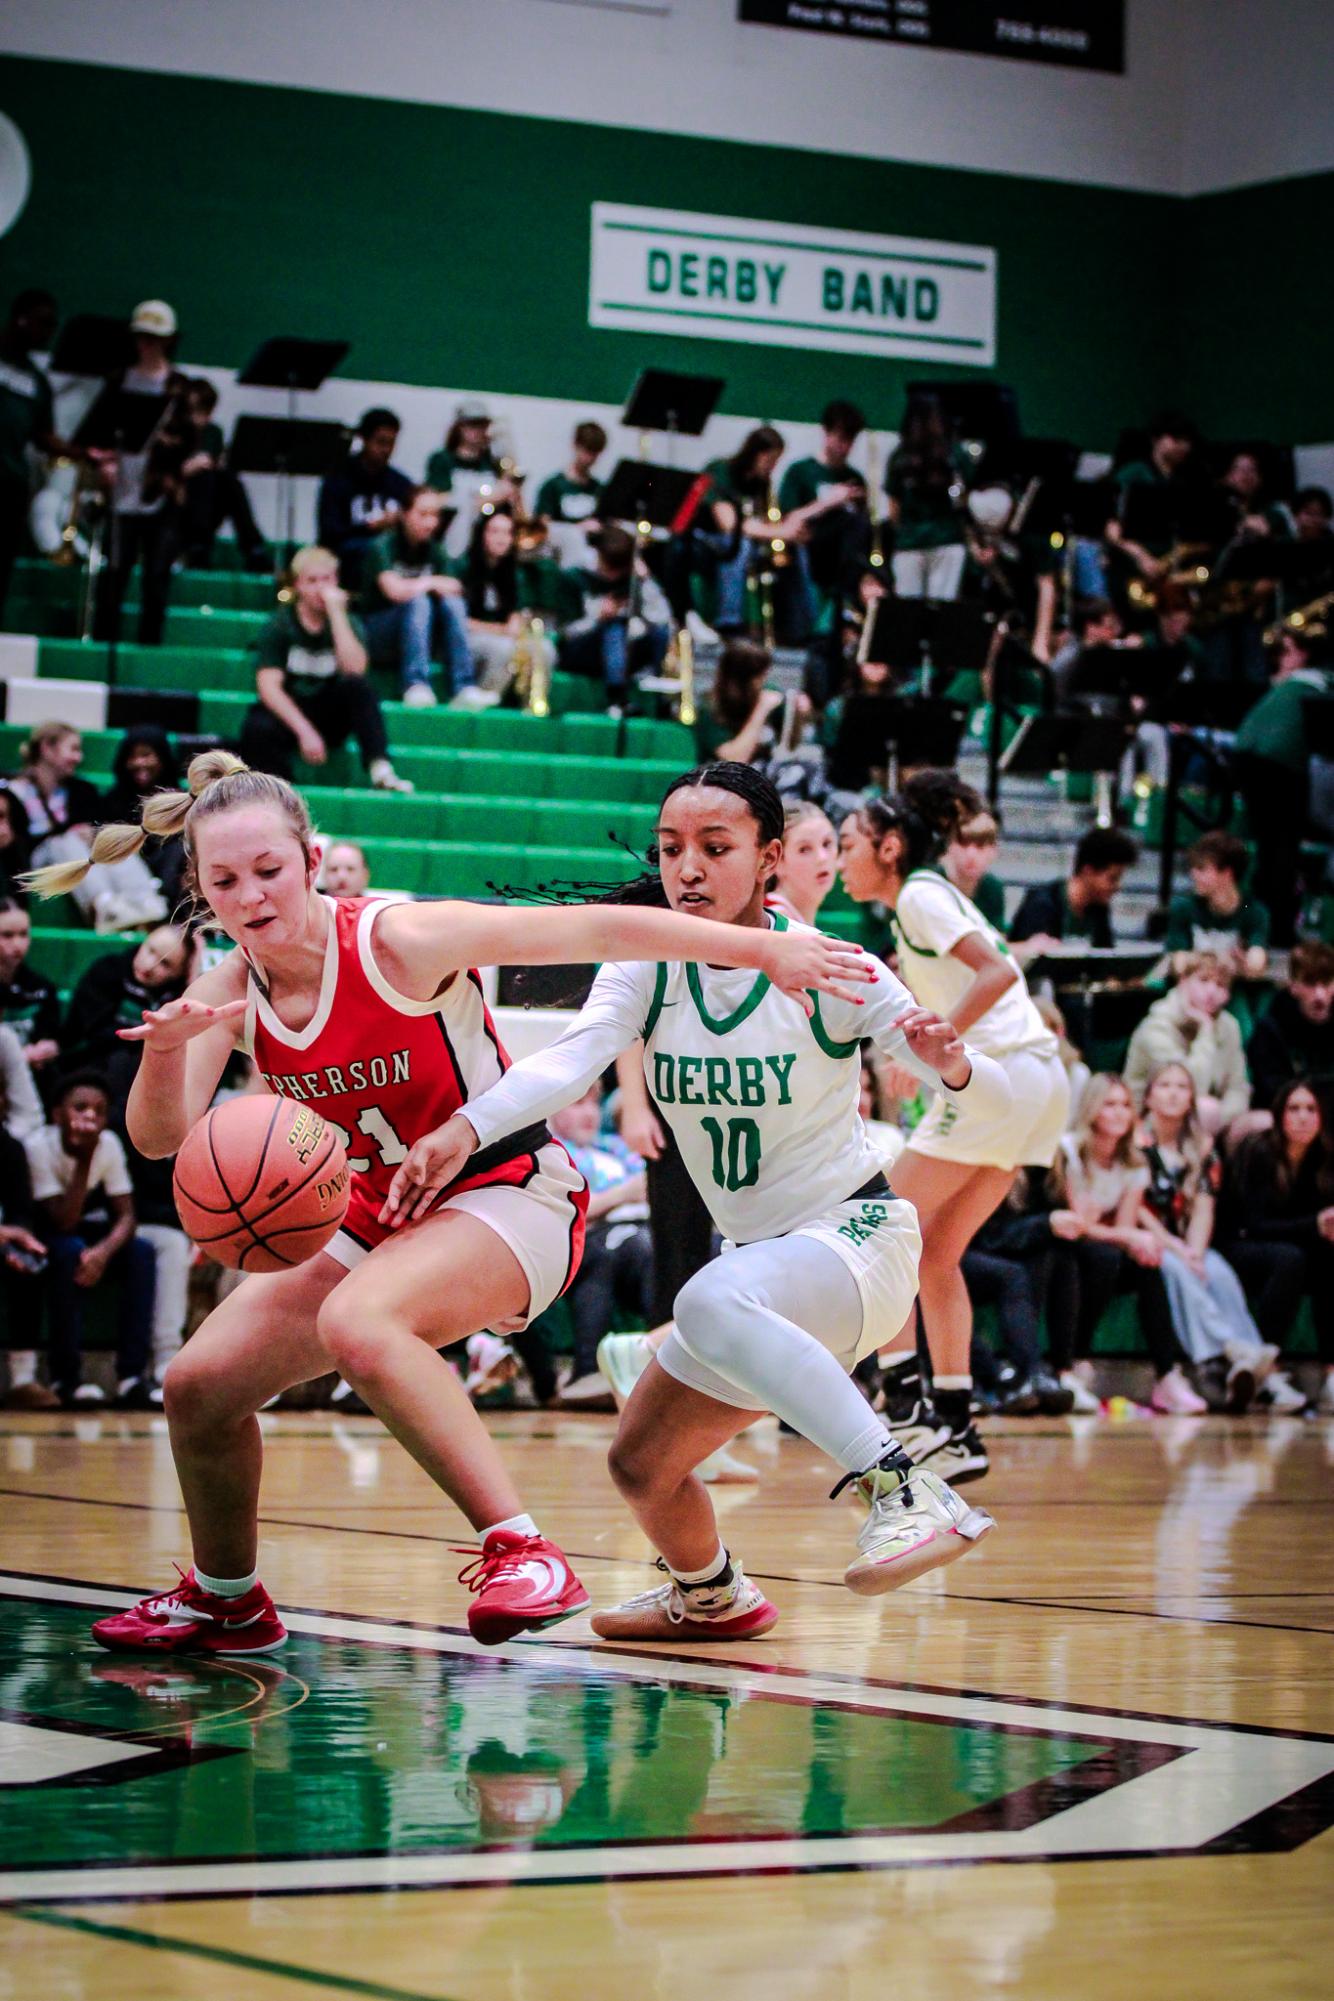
[140,1562,203,1618]
[454,1535,545,1596]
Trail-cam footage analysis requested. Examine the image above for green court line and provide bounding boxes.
[11,1907,455,2001]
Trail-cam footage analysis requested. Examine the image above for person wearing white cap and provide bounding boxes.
[92,298,185,647]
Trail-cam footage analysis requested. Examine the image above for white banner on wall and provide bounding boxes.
[589,202,996,364]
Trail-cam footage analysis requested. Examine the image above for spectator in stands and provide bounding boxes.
[1124,951,1252,1138]
[57,924,192,1105]
[1217,1079,1332,1413]
[240,546,412,793]
[961,1183,1071,1416]
[557,524,670,713]
[779,399,869,622]
[1009,825,1139,961]
[536,421,607,526]
[452,509,540,700]
[0,288,59,622]
[0,897,60,1074]
[0,788,32,904]
[101,725,186,911]
[7,721,165,932]
[0,1022,43,1140]
[694,639,781,764]
[1232,622,1332,945]
[885,393,970,601]
[425,401,500,494]
[546,1084,652,1407]
[1104,411,1199,595]
[360,485,481,709]
[1162,830,1269,977]
[1217,449,1290,545]
[1246,939,1334,1112]
[1035,993,1091,1120]
[317,408,414,589]
[1048,597,1134,703]
[1288,486,1334,605]
[941,803,1006,930]
[172,377,267,571]
[769,802,837,927]
[0,1061,53,1409]
[26,1070,154,1408]
[1043,1074,1183,1412]
[692,426,790,636]
[92,299,189,647]
[1137,1061,1279,1412]
[320,840,371,896]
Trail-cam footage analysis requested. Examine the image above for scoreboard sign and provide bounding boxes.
[738,2,1126,73]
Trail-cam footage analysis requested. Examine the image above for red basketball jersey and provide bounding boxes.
[245,896,551,1223]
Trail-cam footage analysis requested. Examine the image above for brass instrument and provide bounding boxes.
[659,623,697,728]
[751,481,790,649]
[512,614,551,716]
[45,458,86,566]
[1124,540,1212,613]
[1264,591,1333,648]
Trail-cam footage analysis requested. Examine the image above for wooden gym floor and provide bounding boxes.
[2,1407,1332,2000]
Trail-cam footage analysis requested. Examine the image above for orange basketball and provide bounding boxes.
[173,1095,351,1274]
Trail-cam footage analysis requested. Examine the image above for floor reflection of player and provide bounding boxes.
[26,753,866,1655]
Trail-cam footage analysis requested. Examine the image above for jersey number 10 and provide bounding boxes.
[700,1115,762,1193]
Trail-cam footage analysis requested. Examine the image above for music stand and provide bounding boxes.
[826,694,968,793]
[597,459,699,534]
[229,416,350,560]
[72,383,172,686]
[621,369,724,462]
[237,337,351,565]
[860,597,931,677]
[1001,709,1131,785]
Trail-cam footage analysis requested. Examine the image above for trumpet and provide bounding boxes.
[512,614,551,716]
[661,623,697,728]
[1264,590,1333,648]
[863,433,886,571]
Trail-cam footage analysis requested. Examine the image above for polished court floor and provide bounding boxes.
[2,1407,1332,2000]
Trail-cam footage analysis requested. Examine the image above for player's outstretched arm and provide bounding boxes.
[841,959,1013,1119]
[374,899,873,1015]
[120,957,248,1159]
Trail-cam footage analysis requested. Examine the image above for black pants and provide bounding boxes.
[1047,1239,1180,1377]
[1234,751,1306,947]
[1,1259,46,1355]
[962,1248,1044,1379]
[1224,1237,1334,1363]
[93,509,176,646]
[241,678,389,778]
[647,1127,717,1326]
[0,477,29,624]
[177,467,266,566]
[47,1228,154,1397]
[566,1218,654,1376]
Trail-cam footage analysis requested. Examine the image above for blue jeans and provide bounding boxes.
[47,1230,155,1396]
[364,595,476,695]
[561,618,669,696]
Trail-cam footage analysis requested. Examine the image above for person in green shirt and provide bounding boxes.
[1233,624,1333,944]
[0,289,59,621]
[1104,411,1200,619]
[1009,825,1139,964]
[424,401,500,493]
[1163,830,1270,976]
[240,546,411,791]
[778,398,869,629]
[535,421,606,527]
[884,394,970,600]
[697,425,858,639]
[940,804,1007,933]
[360,485,483,708]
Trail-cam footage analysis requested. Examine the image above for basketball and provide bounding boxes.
[173,1095,351,1273]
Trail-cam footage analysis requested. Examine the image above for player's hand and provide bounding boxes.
[761,929,874,1015]
[116,996,247,1048]
[620,1103,665,1161]
[380,1114,479,1227]
[897,1006,969,1086]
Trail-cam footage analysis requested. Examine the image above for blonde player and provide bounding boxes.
[838,770,1070,1482]
[381,763,1009,1643]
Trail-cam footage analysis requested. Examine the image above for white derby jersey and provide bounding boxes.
[891,869,1057,1059]
[463,913,1008,1245]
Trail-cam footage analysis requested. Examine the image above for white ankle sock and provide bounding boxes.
[485,1512,538,1539]
[8,1350,37,1388]
[671,1543,730,1588]
[193,1564,258,1598]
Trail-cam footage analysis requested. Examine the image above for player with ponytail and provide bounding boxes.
[378,761,1009,1642]
[24,750,872,1657]
[838,767,1071,1483]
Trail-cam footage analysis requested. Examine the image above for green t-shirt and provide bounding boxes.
[1163,890,1270,957]
[969,871,1007,932]
[535,470,601,523]
[778,457,867,513]
[361,526,449,610]
[250,604,368,707]
[886,445,969,551]
[425,447,498,490]
[0,354,54,489]
[1234,672,1333,771]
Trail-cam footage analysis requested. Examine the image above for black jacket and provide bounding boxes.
[317,457,414,567]
[1009,879,1114,949]
[1246,988,1334,1111]
[1218,1133,1334,1252]
[0,963,60,1050]
[60,948,186,1105]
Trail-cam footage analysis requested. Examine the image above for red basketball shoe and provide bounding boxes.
[458,1530,590,1645]
[91,1567,287,1655]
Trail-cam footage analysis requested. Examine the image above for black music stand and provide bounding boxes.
[229,416,349,564]
[1000,711,1131,822]
[237,338,350,568]
[72,383,172,686]
[622,369,724,460]
[860,597,932,677]
[826,694,968,793]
